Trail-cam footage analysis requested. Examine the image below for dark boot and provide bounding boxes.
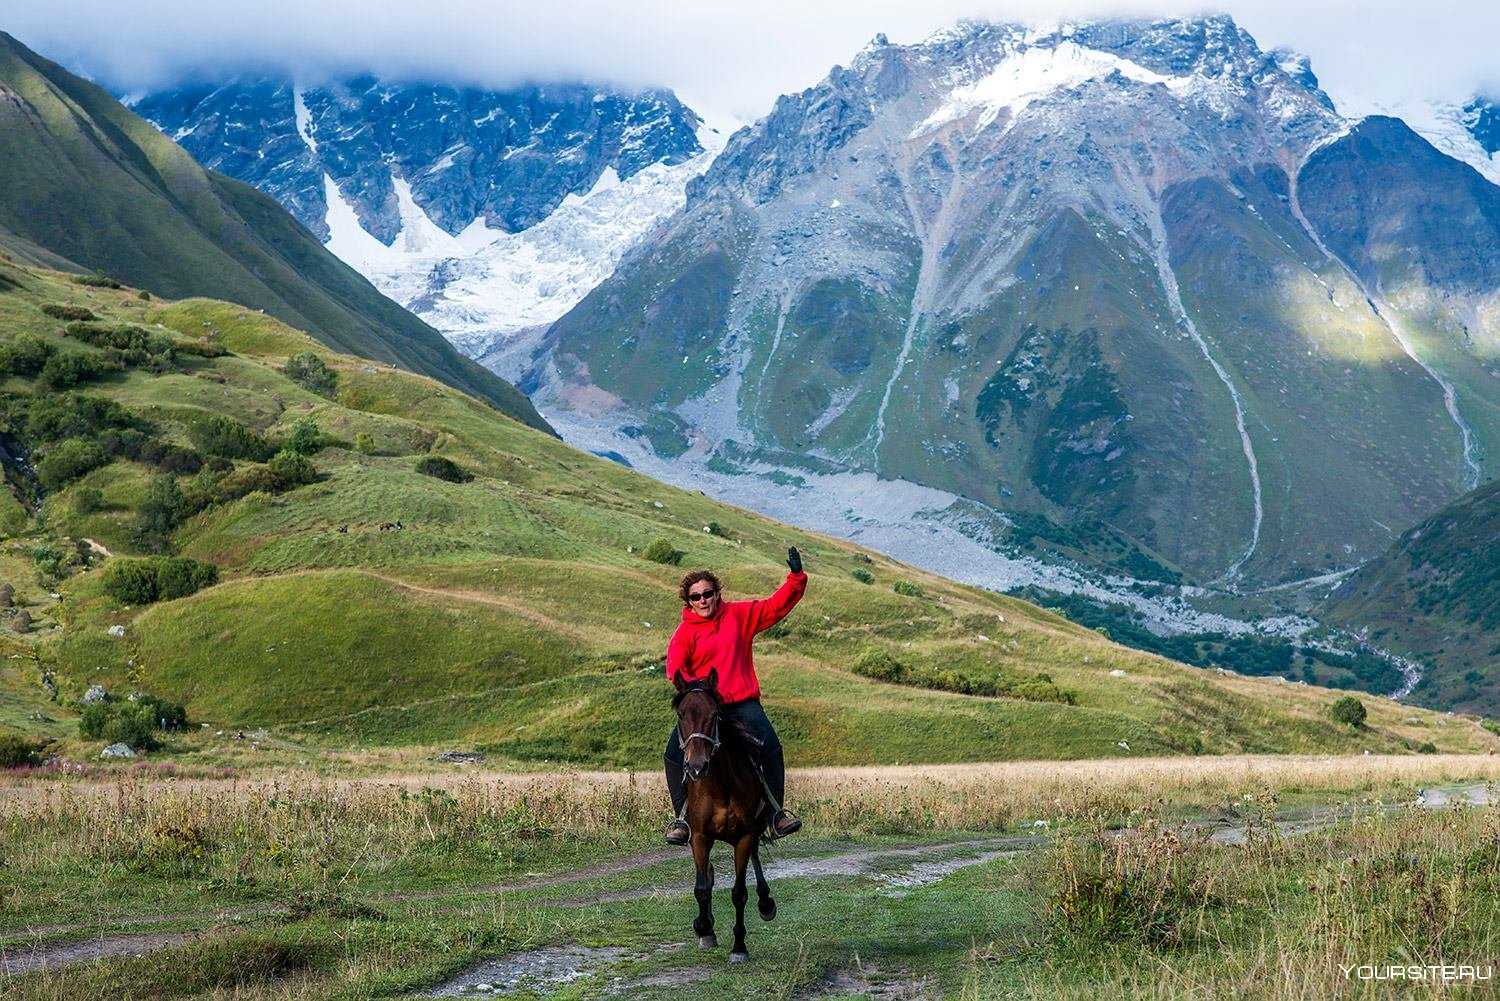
[770,809,802,839]
[664,749,689,845]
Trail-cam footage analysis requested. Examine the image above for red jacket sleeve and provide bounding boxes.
[744,571,807,634]
[666,625,693,683]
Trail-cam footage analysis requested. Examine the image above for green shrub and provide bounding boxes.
[850,648,1076,705]
[1329,695,1367,729]
[74,272,122,288]
[41,303,97,321]
[0,333,54,377]
[851,568,875,584]
[704,521,728,537]
[414,454,473,483]
[39,350,118,389]
[133,474,187,549]
[0,732,41,768]
[102,556,218,605]
[64,320,172,354]
[284,418,324,456]
[189,414,275,461]
[354,432,376,455]
[21,393,141,442]
[1417,741,1438,754]
[643,538,684,565]
[268,450,317,488]
[132,693,188,731]
[283,351,338,397]
[78,701,111,738]
[893,580,925,598]
[36,438,108,491]
[75,486,106,513]
[1482,719,1500,737]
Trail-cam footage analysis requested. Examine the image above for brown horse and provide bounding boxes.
[672,669,777,962]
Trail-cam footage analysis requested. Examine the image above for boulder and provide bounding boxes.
[11,609,30,633]
[107,624,126,638]
[0,583,13,607]
[100,742,135,759]
[82,684,109,704]
[436,750,486,764]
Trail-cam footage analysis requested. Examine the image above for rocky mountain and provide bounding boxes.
[1322,478,1500,714]
[535,15,1500,591]
[0,32,546,429]
[128,77,714,358]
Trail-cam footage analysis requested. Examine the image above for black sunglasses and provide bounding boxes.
[687,588,719,603]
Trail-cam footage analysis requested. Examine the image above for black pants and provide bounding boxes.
[665,698,785,815]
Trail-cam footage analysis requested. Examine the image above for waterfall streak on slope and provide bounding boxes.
[1287,173,1480,490]
[1148,223,1263,582]
[869,141,963,460]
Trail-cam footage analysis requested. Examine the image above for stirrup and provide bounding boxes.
[768,809,802,841]
[665,818,691,845]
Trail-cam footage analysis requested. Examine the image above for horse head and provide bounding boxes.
[673,668,721,782]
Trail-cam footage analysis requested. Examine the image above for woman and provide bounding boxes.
[663,546,807,845]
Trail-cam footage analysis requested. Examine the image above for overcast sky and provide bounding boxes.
[6,1,1497,128]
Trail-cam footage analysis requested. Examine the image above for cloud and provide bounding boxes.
[5,1,1498,126]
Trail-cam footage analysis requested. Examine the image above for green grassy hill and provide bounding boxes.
[0,262,1493,766]
[0,31,545,431]
[1322,479,1500,713]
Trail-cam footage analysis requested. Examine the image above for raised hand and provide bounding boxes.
[786,546,803,574]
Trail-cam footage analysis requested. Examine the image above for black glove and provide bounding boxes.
[786,546,802,574]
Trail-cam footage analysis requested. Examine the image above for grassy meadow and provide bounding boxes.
[2,757,1497,998]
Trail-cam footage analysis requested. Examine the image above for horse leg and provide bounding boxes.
[728,834,754,962]
[692,833,716,948]
[752,846,776,920]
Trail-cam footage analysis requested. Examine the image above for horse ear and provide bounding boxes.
[705,668,719,693]
[672,670,687,693]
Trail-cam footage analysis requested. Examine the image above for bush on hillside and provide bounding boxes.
[851,648,1077,705]
[39,350,119,389]
[851,568,874,584]
[0,334,54,377]
[893,579,925,598]
[0,732,42,768]
[36,438,108,491]
[188,414,276,461]
[18,393,142,443]
[79,701,160,751]
[643,538,683,565]
[354,432,377,455]
[102,556,218,606]
[133,475,187,550]
[267,449,317,488]
[64,321,173,356]
[1329,695,1367,729]
[284,418,325,456]
[41,303,97,321]
[75,486,106,513]
[414,455,473,483]
[283,351,338,397]
[73,272,122,288]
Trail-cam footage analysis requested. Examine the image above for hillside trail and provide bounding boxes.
[4,784,1491,980]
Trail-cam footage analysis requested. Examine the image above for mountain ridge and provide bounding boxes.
[0,31,549,433]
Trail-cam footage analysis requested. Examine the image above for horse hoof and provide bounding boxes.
[728,950,749,964]
[698,935,717,949]
[758,899,777,921]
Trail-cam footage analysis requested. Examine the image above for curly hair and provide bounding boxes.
[678,569,722,605]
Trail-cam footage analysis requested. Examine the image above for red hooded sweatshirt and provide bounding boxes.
[666,571,807,704]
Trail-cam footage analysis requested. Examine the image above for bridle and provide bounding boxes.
[674,686,722,772]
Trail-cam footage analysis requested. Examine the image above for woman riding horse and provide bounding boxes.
[663,546,807,845]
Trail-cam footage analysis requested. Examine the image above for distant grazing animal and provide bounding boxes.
[672,669,777,963]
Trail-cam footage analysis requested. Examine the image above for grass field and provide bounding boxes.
[1,262,1494,771]
[2,756,1496,998]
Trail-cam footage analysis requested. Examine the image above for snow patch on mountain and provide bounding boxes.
[915,40,1174,137]
[321,129,724,356]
